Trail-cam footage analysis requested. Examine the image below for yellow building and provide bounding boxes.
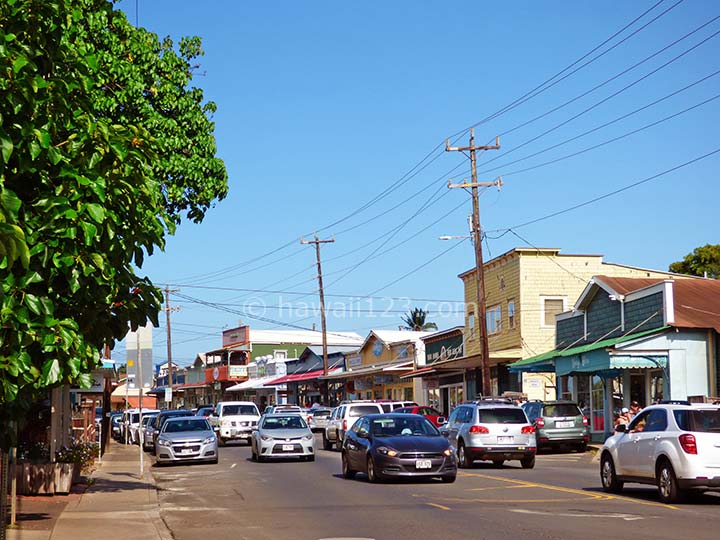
[323,330,432,402]
[458,248,679,399]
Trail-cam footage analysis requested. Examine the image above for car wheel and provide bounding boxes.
[367,456,382,483]
[657,460,685,504]
[441,474,456,483]
[342,452,356,479]
[308,455,315,462]
[335,437,343,451]
[600,454,623,493]
[323,433,332,451]
[521,455,535,469]
[218,437,226,447]
[492,460,504,468]
[457,441,472,468]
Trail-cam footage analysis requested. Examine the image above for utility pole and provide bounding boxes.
[301,233,335,404]
[163,285,180,405]
[446,128,501,397]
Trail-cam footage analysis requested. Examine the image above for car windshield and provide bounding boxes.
[130,413,140,424]
[477,408,528,424]
[371,417,438,437]
[262,416,307,429]
[223,405,258,416]
[543,404,581,417]
[163,419,210,433]
[350,405,382,417]
[674,409,720,432]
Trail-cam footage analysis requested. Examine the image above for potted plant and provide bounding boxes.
[56,440,99,486]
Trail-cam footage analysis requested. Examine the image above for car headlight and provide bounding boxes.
[377,446,398,457]
[443,448,454,456]
[157,438,171,447]
[260,435,273,441]
[302,434,313,441]
[203,435,216,444]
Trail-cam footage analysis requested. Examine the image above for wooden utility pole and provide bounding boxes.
[301,233,335,403]
[163,285,180,396]
[446,128,501,397]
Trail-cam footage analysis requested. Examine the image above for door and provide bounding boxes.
[445,407,464,448]
[346,418,370,470]
[615,410,651,476]
[634,409,668,478]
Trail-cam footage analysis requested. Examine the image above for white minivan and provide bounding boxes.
[208,401,261,446]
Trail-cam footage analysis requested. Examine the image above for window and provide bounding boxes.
[541,297,566,327]
[487,305,502,335]
[508,299,516,329]
[643,409,668,432]
[273,350,288,360]
[467,312,476,338]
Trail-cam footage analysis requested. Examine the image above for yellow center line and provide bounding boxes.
[466,485,535,492]
[458,472,679,510]
[426,502,451,511]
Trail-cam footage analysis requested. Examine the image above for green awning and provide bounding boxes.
[508,326,669,373]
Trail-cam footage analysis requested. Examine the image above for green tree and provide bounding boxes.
[0,0,227,449]
[669,244,720,279]
[401,308,438,331]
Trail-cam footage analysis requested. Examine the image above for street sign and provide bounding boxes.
[164,388,172,402]
[125,323,154,388]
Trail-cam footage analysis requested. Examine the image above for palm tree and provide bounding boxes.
[401,307,438,331]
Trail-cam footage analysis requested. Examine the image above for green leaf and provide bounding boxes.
[85,203,105,223]
[24,293,44,315]
[1,188,22,216]
[41,358,61,386]
[76,372,93,389]
[0,136,13,163]
[29,139,42,160]
[79,222,97,244]
[12,56,29,74]
[34,128,51,149]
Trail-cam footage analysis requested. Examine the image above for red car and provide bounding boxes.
[395,406,446,427]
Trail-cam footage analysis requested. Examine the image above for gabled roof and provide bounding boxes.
[249,329,363,346]
[420,326,464,343]
[359,330,433,351]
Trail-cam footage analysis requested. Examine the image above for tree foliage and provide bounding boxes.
[0,0,227,448]
[669,244,720,279]
[401,308,438,332]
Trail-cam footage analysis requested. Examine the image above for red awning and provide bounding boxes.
[265,368,340,386]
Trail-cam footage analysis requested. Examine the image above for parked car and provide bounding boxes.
[395,405,446,428]
[444,401,536,469]
[323,402,384,451]
[250,413,315,462]
[375,400,418,413]
[155,416,218,466]
[308,408,333,432]
[521,400,589,452]
[110,412,123,440]
[600,402,720,503]
[195,405,214,418]
[208,401,260,446]
[139,413,159,448]
[342,413,457,483]
[122,408,159,445]
[150,409,193,453]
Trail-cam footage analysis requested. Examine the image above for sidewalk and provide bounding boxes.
[7,442,170,540]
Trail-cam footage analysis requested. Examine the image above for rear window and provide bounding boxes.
[349,405,382,417]
[312,410,332,418]
[477,408,528,424]
[223,405,259,416]
[674,409,720,432]
[542,404,581,418]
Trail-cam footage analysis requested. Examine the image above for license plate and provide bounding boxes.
[179,448,193,455]
[415,459,432,469]
[556,421,574,428]
[497,436,514,444]
[282,444,294,451]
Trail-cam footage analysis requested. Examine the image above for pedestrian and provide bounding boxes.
[629,401,642,418]
[614,407,631,428]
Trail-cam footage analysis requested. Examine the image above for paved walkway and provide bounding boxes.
[8,443,170,540]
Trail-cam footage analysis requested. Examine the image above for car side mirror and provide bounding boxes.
[357,431,369,439]
[440,429,450,438]
[615,424,627,433]
[437,416,447,425]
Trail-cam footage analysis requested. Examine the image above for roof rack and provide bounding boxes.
[656,400,692,406]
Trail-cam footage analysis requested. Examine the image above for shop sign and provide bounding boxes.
[164,388,172,402]
[354,378,373,390]
[425,333,464,365]
[222,325,249,348]
[347,356,362,367]
[373,374,396,385]
[424,378,439,390]
[229,366,248,378]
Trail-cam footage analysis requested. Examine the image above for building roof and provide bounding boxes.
[360,330,433,351]
[420,326,464,343]
[582,276,720,333]
[248,329,363,346]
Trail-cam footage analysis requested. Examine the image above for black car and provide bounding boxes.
[149,410,193,454]
[341,413,457,483]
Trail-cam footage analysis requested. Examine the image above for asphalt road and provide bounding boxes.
[152,434,719,540]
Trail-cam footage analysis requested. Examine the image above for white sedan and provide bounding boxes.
[251,414,315,462]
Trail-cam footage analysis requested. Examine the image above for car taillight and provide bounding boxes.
[521,425,535,434]
[343,419,347,431]
[679,434,697,455]
[535,418,545,428]
[469,425,489,434]
[582,416,589,427]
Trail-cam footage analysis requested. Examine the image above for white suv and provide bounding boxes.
[600,402,720,503]
[208,401,260,446]
[323,402,384,450]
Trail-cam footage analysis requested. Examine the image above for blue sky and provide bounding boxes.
[113,0,719,368]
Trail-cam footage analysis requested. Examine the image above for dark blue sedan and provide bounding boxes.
[341,413,457,483]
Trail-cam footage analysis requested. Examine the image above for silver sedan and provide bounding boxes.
[251,414,315,462]
[155,417,219,465]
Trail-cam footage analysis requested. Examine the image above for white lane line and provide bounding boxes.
[510,509,650,521]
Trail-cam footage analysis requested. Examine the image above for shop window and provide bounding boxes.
[541,297,566,327]
[486,305,502,335]
[508,299,516,329]
[467,312,476,338]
